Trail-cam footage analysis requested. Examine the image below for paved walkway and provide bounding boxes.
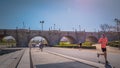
[0,48,24,68]
[31,48,95,68]
[17,48,30,68]
[44,46,120,68]
[1,46,119,68]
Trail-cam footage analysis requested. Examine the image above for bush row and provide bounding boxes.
[108,40,120,47]
[0,42,16,48]
[54,45,96,49]
[82,41,95,46]
[54,41,96,49]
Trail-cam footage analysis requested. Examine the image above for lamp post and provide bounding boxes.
[79,25,81,32]
[22,22,25,29]
[54,24,56,30]
[16,27,19,47]
[72,27,74,32]
[40,21,44,31]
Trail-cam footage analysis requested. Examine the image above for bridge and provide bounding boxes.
[0,29,117,47]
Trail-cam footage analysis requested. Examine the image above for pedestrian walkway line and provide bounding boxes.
[17,48,30,68]
[46,50,105,68]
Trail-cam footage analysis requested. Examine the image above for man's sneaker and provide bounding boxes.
[97,53,99,57]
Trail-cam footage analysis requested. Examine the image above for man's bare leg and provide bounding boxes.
[104,51,108,63]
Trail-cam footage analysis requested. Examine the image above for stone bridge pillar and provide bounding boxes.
[47,31,61,46]
[16,29,29,47]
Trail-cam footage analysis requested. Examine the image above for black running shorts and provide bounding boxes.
[101,48,106,52]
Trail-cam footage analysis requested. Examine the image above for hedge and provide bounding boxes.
[108,40,120,47]
[82,41,95,46]
[54,43,96,49]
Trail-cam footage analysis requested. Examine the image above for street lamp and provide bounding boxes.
[22,22,25,29]
[79,25,81,32]
[54,24,56,30]
[40,21,44,31]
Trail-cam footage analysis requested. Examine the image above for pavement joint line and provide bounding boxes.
[8,49,25,68]
[45,50,105,68]
[30,48,34,68]
[17,48,30,68]
[0,48,24,68]
[15,49,25,68]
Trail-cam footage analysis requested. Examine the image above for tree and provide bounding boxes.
[114,18,120,40]
[114,18,120,32]
[100,23,117,32]
[100,24,110,32]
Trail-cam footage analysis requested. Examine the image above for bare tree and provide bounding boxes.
[114,18,120,32]
[100,23,117,32]
[114,18,120,40]
[100,24,110,32]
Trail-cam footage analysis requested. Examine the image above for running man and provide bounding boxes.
[98,33,108,63]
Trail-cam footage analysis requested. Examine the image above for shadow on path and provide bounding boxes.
[35,61,95,68]
[0,48,21,55]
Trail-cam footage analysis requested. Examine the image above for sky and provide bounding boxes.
[0,0,120,32]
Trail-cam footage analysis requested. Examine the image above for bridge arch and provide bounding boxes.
[1,36,16,47]
[86,36,98,43]
[60,35,76,44]
[28,35,49,47]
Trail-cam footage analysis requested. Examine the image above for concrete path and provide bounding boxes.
[31,48,95,68]
[44,47,120,68]
[0,48,24,68]
[1,46,119,68]
[17,48,30,68]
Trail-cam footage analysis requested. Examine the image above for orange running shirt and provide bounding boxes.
[98,37,108,48]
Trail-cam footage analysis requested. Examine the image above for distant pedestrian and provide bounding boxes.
[97,33,108,63]
[78,41,82,50]
[39,42,44,52]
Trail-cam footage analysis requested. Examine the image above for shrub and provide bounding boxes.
[108,40,120,47]
[59,41,70,45]
[54,43,96,49]
[86,36,98,43]
[82,41,95,46]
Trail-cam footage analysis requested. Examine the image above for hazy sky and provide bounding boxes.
[0,0,120,32]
